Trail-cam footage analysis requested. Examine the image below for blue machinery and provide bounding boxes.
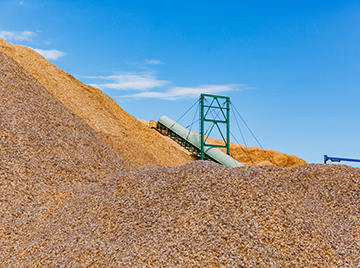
[324,155,360,164]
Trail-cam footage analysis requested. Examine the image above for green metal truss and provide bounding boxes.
[200,94,230,160]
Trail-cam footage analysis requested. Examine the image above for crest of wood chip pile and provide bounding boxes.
[1,41,359,267]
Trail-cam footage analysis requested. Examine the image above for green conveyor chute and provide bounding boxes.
[158,115,244,168]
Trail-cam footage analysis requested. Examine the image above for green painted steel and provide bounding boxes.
[200,96,205,160]
[158,115,244,168]
[200,94,230,159]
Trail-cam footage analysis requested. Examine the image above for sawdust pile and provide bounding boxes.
[0,37,194,168]
[206,137,307,167]
[0,51,131,184]
[1,49,360,266]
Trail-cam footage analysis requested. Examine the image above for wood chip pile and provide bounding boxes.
[1,158,360,266]
[1,40,359,267]
[0,51,132,186]
[205,137,307,167]
[231,145,307,167]
[0,38,194,169]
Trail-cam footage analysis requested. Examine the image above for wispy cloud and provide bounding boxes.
[33,48,66,60]
[124,59,164,69]
[0,30,66,60]
[88,73,169,91]
[145,59,163,65]
[120,84,240,100]
[86,62,247,100]
[0,30,36,41]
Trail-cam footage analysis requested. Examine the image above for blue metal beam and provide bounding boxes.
[324,155,360,164]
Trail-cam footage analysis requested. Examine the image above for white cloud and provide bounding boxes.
[0,30,36,41]
[145,59,163,65]
[89,73,169,91]
[120,84,240,100]
[86,66,248,100]
[33,48,66,60]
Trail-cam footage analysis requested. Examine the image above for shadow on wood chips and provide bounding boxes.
[1,50,360,266]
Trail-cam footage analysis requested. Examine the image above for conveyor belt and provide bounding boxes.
[155,116,244,168]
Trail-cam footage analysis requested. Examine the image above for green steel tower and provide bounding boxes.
[200,94,230,160]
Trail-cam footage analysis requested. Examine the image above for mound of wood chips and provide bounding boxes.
[0,37,194,169]
[1,159,359,266]
[206,137,307,167]
[0,51,132,185]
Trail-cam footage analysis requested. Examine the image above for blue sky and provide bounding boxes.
[1,0,360,166]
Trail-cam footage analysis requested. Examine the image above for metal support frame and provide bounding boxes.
[324,155,360,164]
[200,94,230,160]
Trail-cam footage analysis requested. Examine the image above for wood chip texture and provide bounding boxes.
[0,51,132,185]
[1,41,359,267]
